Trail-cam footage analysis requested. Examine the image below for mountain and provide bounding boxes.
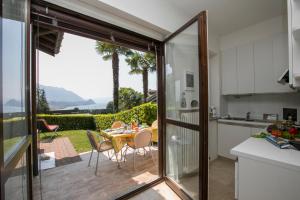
[39,85,84,102]
[5,99,21,107]
[39,85,96,110]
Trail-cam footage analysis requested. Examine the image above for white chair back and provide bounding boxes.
[134,129,152,148]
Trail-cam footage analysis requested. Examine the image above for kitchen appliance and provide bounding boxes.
[283,108,297,121]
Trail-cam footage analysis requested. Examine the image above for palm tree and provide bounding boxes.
[125,51,156,102]
[95,41,132,112]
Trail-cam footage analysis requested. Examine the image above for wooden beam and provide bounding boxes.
[37,45,55,56]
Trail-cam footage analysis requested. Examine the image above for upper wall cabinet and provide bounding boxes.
[221,48,238,95]
[254,37,274,93]
[221,33,293,95]
[237,43,254,94]
[288,0,300,88]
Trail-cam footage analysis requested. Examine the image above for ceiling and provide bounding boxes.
[166,0,286,36]
[43,0,286,40]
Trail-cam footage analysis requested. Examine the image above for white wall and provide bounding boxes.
[209,54,221,114]
[220,15,287,51]
[225,93,300,121]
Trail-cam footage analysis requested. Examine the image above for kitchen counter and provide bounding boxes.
[218,119,271,128]
[231,137,300,171]
[231,138,300,200]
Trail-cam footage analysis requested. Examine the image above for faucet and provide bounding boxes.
[246,112,251,121]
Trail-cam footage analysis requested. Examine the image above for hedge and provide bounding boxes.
[3,117,27,138]
[37,114,95,131]
[94,103,157,130]
[37,103,157,131]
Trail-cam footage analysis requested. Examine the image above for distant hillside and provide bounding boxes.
[5,99,21,107]
[39,85,84,102]
[39,85,95,110]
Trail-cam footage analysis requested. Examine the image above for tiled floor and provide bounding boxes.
[35,137,234,200]
[39,137,81,167]
[209,157,235,200]
[130,182,181,200]
[34,148,159,200]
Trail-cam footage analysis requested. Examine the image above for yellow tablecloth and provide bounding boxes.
[100,127,155,153]
[151,127,158,143]
[100,129,135,153]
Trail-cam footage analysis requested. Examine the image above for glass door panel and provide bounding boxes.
[165,21,199,125]
[166,124,199,199]
[2,0,28,163]
[164,12,208,200]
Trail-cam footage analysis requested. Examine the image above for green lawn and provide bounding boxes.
[40,130,101,153]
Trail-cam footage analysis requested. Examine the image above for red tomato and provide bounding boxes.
[289,127,298,135]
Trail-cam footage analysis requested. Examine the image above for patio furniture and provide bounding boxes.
[37,119,59,138]
[86,130,114,175]
[124,129,155,170]
[100,128,136,166]
[111,121,125,129]
[151,120,158,144]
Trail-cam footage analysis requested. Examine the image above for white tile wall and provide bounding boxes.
[225,93,300,121]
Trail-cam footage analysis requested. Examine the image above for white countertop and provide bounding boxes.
[218,119,271,128]
[231,138,300,171]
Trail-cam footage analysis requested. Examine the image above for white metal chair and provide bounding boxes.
[124,129,155,170]
[111,121,125,129]
[86,130,114,175]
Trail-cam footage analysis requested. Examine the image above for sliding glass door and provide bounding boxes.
[1,0,32,199]
[163,12,208,200]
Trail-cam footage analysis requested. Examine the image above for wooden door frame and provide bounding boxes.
[30,1,208,200]
[30,1,166,199]
[0,0,33,199]
[162,11,208,200]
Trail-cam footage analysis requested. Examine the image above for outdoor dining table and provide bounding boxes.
[99,128,138,153]
[99,126,155,168]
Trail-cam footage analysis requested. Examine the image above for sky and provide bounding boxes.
[3,18,26,105]
[39,33,157,100]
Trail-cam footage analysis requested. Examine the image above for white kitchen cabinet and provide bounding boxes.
[237,43,254,94]
[209,120,218,161]
[288,0,300,88]
[221,33,292,95]
[254,37,275,93]
[217,123,251,160]
[221,48,238,95]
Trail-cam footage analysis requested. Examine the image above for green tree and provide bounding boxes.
[106,101,114,113]
[119,87,143,111]
[37,88,50,114]
[125,51,156,102]
[106,88,142,112]
[95,41,132,113]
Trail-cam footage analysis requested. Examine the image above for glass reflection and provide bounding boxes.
[2,0,28,162]
[166,124,199,199]
[5,152,28,200]
[165,21,199,125]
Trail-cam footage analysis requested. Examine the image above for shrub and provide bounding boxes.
[94,103,157,130]
[37,103,157,131]
[37,114,95,131]
[3,117,27,138]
